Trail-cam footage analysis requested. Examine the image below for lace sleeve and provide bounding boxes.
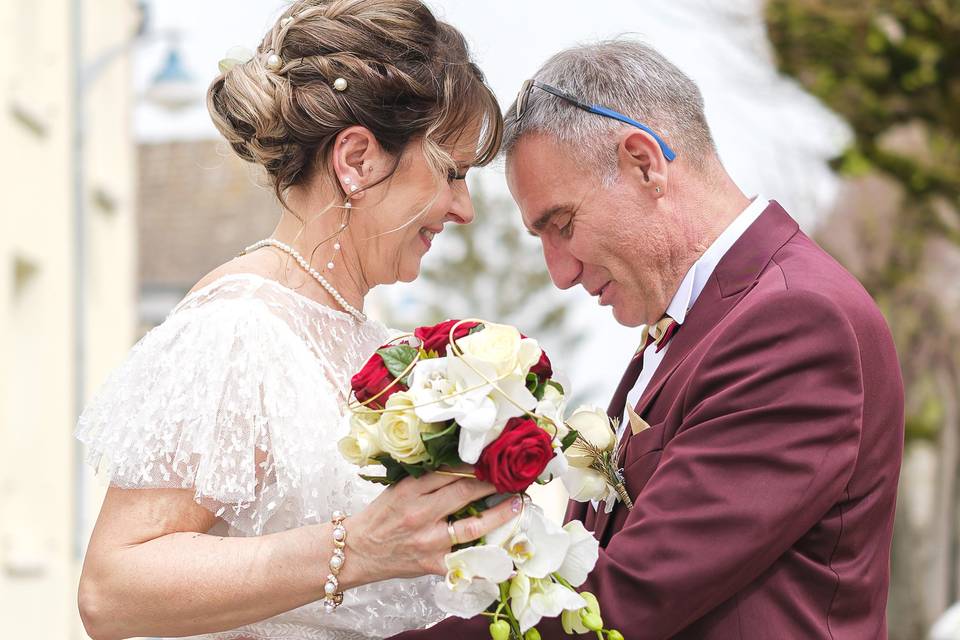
[75,295,349,535]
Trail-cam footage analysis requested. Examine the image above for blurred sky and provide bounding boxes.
[133,0,852,399]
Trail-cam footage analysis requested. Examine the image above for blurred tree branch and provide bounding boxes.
[768,1,960,635]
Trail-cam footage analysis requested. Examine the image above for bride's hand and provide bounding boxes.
[346,472,521,582]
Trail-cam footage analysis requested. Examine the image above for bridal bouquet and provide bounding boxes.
[340,319,625,640]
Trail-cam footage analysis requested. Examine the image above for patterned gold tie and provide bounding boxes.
[635,315,679,357]
[624,315,679,435]
[608,315,680,426]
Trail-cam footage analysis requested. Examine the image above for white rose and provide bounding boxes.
[561,467,611,502]
[564,405,616,468]
[378,391,442,464]
[337,408,383,466]
[454,322,542,378]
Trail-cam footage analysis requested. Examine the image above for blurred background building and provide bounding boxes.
[1,0,957,638]
[0,0,138,638]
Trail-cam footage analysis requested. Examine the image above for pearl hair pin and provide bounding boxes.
[265,51,282,70]
[333,77,348,91]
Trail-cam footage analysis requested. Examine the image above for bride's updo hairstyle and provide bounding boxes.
[207,0,502,207]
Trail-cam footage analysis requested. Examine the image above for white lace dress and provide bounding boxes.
[75,273,445,640]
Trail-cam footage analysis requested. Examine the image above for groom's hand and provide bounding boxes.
[347,473,522,583]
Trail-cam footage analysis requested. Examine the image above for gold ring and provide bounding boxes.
[447,521,458,547]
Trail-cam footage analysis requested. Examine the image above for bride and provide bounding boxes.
[74,1,515,638]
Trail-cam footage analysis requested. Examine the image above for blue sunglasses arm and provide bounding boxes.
[589,105,678,161]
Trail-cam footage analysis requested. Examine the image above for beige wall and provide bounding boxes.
[0,0,137,637]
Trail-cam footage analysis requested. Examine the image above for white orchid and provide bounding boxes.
[407,357,493,423]
[538,444,570,483]
[487,504,571,579]
[509,571,587,633]
[434,545,514,617]
[407,351,537,464]
[557,520,600,587]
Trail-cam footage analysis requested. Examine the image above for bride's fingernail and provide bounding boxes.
[511,495,523,513]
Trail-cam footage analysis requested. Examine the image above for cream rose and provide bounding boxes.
[338,408,383,466]
[454,322,542,378]
[561,467,611,502]
[378,391,443,464]
[564,405,616,468]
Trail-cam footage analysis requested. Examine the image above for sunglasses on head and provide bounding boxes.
[515,79,677,162]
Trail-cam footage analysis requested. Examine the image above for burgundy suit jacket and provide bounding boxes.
[393,202,904,639]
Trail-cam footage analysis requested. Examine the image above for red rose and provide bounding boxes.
[351,352,406,410]
[530,350,552,381]
[474,417,554,493]
[415,319,480,355]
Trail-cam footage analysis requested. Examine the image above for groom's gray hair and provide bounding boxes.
[503,39,717,179]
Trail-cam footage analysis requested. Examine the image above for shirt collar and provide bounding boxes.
[665,195,769,325]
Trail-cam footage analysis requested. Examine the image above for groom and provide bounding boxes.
[396,40,904,639]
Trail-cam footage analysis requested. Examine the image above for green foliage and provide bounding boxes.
[768,10,960,627]
[767,0,960,445]
[376,345,419,386]
[560,428,580,452]
[423,421,462,468]
[360,454,412,485]
[767,0,960,255]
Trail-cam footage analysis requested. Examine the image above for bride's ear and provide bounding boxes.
[331,126,382,199]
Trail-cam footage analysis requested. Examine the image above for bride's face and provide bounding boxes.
[353,134,480,286]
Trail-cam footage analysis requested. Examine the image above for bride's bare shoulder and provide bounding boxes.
[187,252,279,296]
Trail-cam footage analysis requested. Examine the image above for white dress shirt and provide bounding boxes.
[617,196,770,441]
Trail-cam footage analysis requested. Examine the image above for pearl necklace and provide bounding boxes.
[242,238,367,323]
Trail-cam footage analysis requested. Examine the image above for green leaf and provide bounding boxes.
[400,462,428,478]
[467,323,486,336]
[373,454,411,483]
[526,372,539,393]
[560,428,580,451]
[423,421,462,468]
[376,345,419,386]
[546,380,564,395]
[358,474,394,486]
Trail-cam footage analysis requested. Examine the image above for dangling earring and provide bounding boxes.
[324,191,352,271]
[326,209,350,270]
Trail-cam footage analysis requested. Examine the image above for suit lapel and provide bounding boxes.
[590,202,800,542]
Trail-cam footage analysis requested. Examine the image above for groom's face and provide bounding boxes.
[507,133,665,327]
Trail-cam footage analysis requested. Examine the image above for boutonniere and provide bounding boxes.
[558,406,634,513]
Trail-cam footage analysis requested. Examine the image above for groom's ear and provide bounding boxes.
[618,130,669,199]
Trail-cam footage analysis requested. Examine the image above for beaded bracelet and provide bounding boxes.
[323,510,347,613]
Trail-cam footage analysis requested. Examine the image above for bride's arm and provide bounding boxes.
[78,474,518,640]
